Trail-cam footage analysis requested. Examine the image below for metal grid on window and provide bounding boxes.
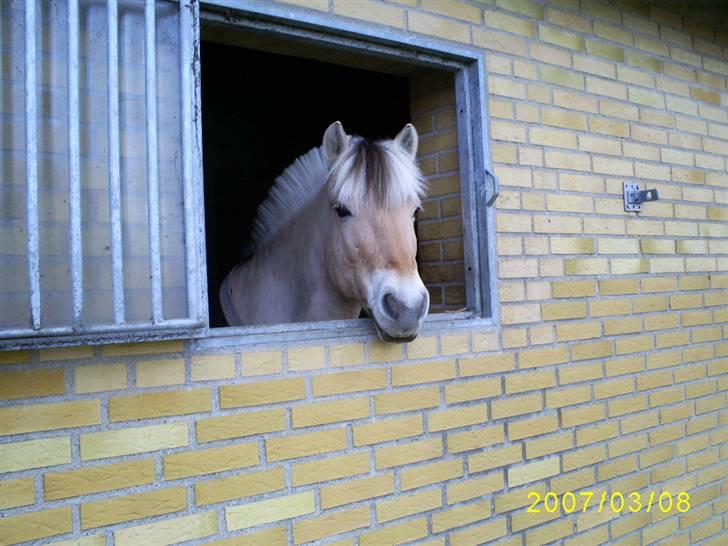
[0,0,207,350]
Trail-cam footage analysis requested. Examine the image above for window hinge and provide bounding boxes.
[485,168,499,207]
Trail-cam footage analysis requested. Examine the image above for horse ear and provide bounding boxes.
[323,121,349,162]
[395,123,418,158]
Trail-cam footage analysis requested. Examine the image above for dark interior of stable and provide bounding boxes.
[201,40,412,327]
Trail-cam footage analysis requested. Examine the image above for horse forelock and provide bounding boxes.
[328,137,425,210]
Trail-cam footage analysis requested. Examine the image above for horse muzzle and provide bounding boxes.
[367,289,429,343]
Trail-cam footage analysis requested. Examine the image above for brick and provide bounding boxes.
[445,377,502,403]
[391,359,456,386]
[551,237,595,254]
[267,429,346,462]
[448,471,504,503]
[74,363,127,393]
[539,25,584,50]
[406,336,438,359]
[374,387,440,414]
[0,477,35,509]
[81,423,188,461]
[492,392,543,419]
[560,362,602,384]
[287,346,325,371]
[449,519,509,546]
[136,358,185,387]
[509,457,560,487]
[196,409,285,442]
[530,127,577,148]
[377,489,442,523]
[565,258,609,275]
[292,452,369,486]
[543,109,587,130]
[422,0,481,23]
[329,343,364,368]
[164,442,258,479]
[0,507,72,545]
[585,40,625,62]
[542,301,587,321]
[293,506,371,544]
[401,459,463,490]
[110,389,211,421]
[376,438,442,469]
[571,341,613,363]
[321,473,394,509]
[553,280,597,298]
[0,368,65,400]
[353,415,423,446]
[242,350,282,375]
[368,341,404,363]
[459,353,516,375]
[333,0,404,28]
[0,400,99,436]
[113,512,217,545]
[430,403,488,432]
[293,397,369,428]
[191,354,235,381]
[448,424,505,453]
[195,468,285,506]
[563,445,606,470]
[546,385,591,408]
[81,487,186,529]
[557,322,601,341]
[526,431,573,458]
[542,66,583,89]
[529,520,576,545]
[0,437,71,472]
[510,413,558,441]
[220,377,305,408]
[359,519,428,546]
[0,351,30,365]
[506,370,555,393]
[469,444,523,473]
[433,500,491,533]
[102,342,181,358]
[519,346,568,368]
[227,491,315,530]
[502,303,541,325]
[45,459,155,500]
[545,150,591,170]
[485,11,535,37]
[204,527,286,546]
[408,11,470,43]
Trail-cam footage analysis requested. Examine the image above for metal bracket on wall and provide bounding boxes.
[485,168,499,207]
[624,182,659,212]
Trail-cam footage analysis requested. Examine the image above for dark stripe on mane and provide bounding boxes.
[353,138,388,205]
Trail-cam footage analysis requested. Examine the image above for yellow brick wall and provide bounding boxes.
[412,70,469,311]
[1,0,728,545]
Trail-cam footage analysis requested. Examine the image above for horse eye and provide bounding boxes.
[334,204,352,218]
[413,206,423,218]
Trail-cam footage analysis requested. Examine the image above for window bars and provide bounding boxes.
[1,0,206,349]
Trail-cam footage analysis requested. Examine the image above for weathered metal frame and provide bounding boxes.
[3,0,497,351]
[1,0,208,351]
[193,0,499,351]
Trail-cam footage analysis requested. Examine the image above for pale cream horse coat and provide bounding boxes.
[220,122,430,342]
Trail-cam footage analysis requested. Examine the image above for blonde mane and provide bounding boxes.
[248,146,328,253]
[248,135,424,254]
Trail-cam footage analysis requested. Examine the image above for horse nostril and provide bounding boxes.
[417,294,429,319]
[383,292,400,319]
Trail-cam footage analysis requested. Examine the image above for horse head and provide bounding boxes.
[322,121,429,342]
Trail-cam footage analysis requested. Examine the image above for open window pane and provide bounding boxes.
[0,0,205,349]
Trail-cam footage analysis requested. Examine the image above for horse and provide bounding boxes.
[219,121,429,342]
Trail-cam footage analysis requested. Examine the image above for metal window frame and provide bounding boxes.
[193,0,499,351]
[2,0,498,351]
[1,0,208,351]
